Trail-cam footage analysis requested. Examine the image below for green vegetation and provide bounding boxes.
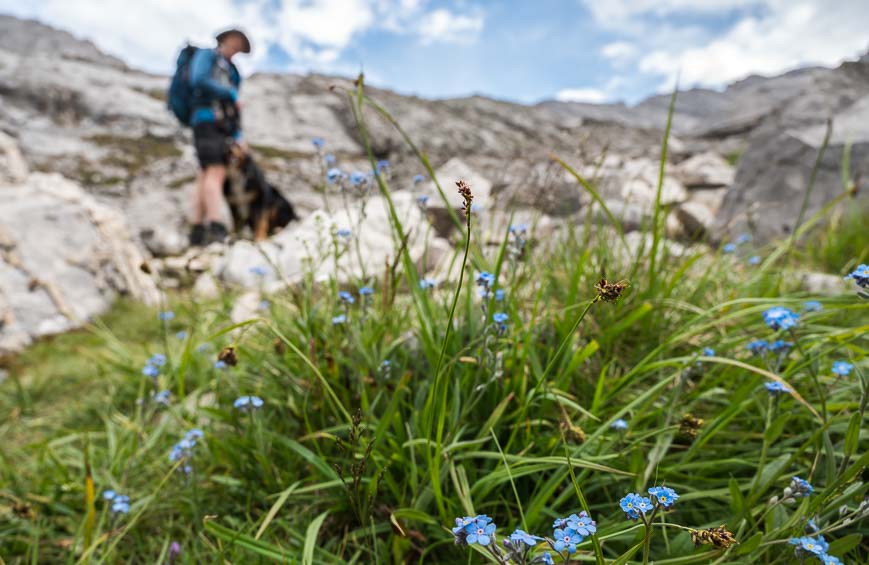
[86,134,182,178]
[1,81,866,564]
[251,144,312,161]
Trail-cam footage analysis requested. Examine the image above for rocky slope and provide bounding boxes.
[0,14,866,351]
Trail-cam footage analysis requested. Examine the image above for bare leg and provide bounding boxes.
[202,164,227,223]
[192,170,207,224]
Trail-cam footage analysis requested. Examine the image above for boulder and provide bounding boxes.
[798,271,848,295]
[0,172,159,353]
[595,158,688,210]
[672,188,728,240]
[210,191,435,290]
[674,152,735,188]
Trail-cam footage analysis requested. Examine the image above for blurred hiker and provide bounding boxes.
[168,28,251,246]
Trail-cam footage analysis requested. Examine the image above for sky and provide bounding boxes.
[2,0,868,104]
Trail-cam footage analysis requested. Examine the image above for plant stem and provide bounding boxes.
[642,515,652,565]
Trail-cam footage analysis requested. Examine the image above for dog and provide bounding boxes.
[223,149,298,240]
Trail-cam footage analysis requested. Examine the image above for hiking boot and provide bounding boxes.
[188,224,206,247]
[205,221,229,245]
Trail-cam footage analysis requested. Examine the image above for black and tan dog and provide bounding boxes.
[223,148,298,240]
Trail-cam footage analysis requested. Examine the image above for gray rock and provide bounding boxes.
[0,130,28,183]
[799,271,848,295]
[715,118,869,242]
[674,152,735,188]
[673,188,728,241]
[0,171,159,353]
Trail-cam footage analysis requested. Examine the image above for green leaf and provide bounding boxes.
[729,478,744,515]
[256,483,300,540]
[827,533,862,555]
[204,519,292,562]
[737,532,762,555]
[764,413,790,443]
[844,412,861,456]
[302,511,329,565]
[757,454,790,493]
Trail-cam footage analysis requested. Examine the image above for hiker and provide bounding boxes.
[186,28,251,246]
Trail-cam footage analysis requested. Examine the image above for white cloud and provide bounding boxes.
[417,8,484,46]
[555,88,609,103]
[0,0,486,75]
[582,0,869,90]
[601,41,636,61]
[638,1,869,87]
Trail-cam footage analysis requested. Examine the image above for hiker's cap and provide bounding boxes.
[216,28,251,53]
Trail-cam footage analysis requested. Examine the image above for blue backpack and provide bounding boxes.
[167,44,200,126]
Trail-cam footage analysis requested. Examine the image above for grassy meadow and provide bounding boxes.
[1,84,867,564]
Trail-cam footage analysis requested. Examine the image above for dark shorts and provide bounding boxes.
[193,122,230,169]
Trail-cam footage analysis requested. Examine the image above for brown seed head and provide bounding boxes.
[218,346,238,366]
[690,525,737,549]
[456,180,473,213]
[679,413,705,439]
[595,278,629,302]
[559,420,586,444]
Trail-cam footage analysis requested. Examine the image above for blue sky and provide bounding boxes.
[3,1,869,104]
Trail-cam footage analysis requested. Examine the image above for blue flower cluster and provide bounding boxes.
[844,264,869,288]
[789,535,843,563]
[142,353,166,378]
[349,170,369,186]
[648,486,679,507]
[327,168,345,184]
[764,381,790,395]
[419,278,437,290]
[769,339,793,353]
[451,510,597,562]
[789,476,814,498]
[477,271,496,299]
[103,490,131,515]
[169,428,204,473]
[452,515,496,546]
[338,291,355,304]
[158,311,175,321]
[763,307,799,331]
[551,511,597,554]
[747,339,769,355]
[233,395,264,410]
[619,492,654,520]
[153,389,171,405]
[492,312,509,332]
[610,418,629,431]
[620,486,679,520]
[831,361,853,376]
[331,314,347,325]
